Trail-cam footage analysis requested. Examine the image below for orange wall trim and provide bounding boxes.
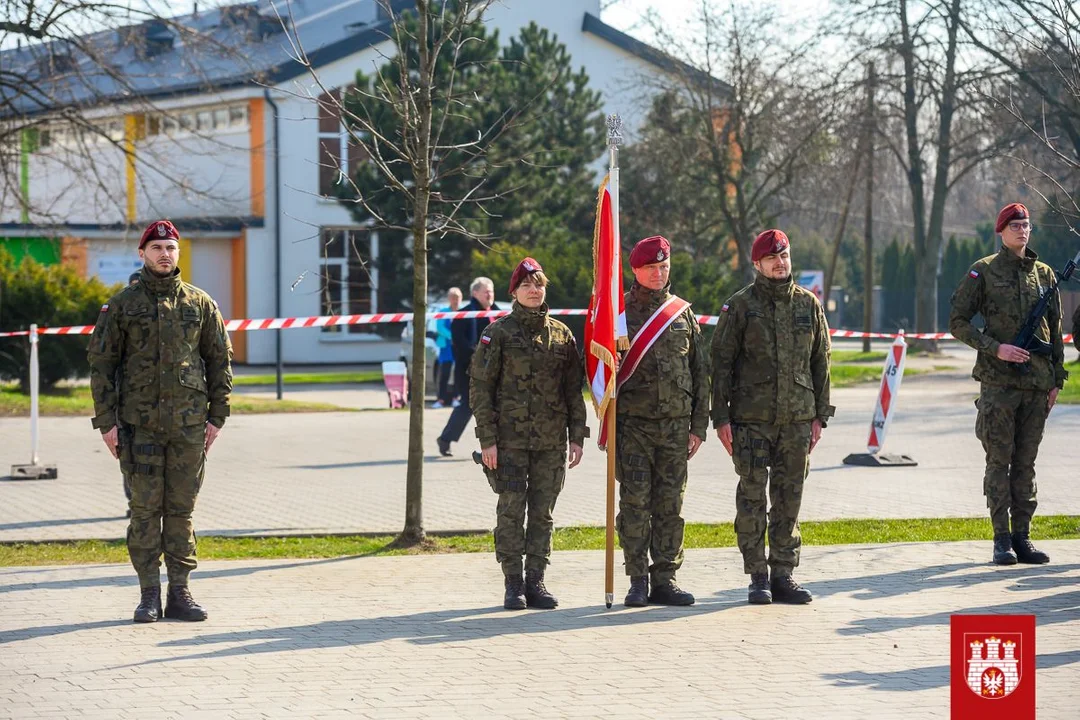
[249,98,266,218]
[231,232,248,363]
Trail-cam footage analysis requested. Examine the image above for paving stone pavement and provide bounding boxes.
[1,541,1078,719]
[2,367,1079,541]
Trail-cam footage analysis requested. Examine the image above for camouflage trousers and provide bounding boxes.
[121,423,206,589]
[615,415,689,585]
[975,384,1049,535]
[731,422,811,576]
[494,448,566,577]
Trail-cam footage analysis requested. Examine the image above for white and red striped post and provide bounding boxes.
[867,331,907,454]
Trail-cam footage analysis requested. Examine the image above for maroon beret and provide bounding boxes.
[139,220,180,249]
[509,256,543,295]
[995,203,1029,234]
[630,236,671,269]
[751,229,790,262]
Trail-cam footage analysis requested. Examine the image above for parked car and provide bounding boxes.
[399,319,438,393]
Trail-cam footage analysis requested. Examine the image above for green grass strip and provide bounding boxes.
[0,386,353,416]
[831,350,887,363]
[233,371,383,386]
[3,516,1078,566]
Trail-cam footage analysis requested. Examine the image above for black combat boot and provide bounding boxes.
[133,585,162,623]
[524,570,558,609]
[164,585,208,621]
[624,576,648,607]
[1011,531,1050,564]
[648,579,695,606]
[748,572,772,605]
[771,575,813,604]
[503,574,526,610]
[993,532,1018,565]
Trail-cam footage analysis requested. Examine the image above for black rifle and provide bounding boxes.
[1012,248,1080,374]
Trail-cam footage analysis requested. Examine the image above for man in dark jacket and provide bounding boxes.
[437,276,498,456]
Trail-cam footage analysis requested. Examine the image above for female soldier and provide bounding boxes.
[469,257,588,610]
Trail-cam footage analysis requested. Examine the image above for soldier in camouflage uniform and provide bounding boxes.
[949,203,1066,566]
[616,236,709,608]
[711,229,833,605]
[1072,303,1079,353]
[89,220,233,623]
[469,258,588,610]
[120,270,142,516]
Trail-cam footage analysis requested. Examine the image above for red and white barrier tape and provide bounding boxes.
[0,309,1073,344]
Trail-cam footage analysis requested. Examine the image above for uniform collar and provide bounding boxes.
[512,301,548,331]
[998,245,1038,272]
[140,266,182,297]
[629,280,670,310]
[753,273,795,301]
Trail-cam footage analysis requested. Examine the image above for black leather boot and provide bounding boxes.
[648,580,695,606]
[771,575,813,604]
[133,585,162,623]
[164,585,208,621]
[624,576,648,607]
[748,572,772,605]
[503,574,526,610]
[1011,531,1050,564]
[525,570,558,609]
[993,532,1018,565]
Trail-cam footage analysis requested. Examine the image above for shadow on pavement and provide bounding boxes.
[0,516,123,532]
[291,456,464,470]
[823,649,1080,691]
[0,554,365,597]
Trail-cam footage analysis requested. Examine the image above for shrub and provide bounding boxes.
[0,249,120,390]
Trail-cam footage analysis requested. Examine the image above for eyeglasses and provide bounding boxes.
[1007,221,1032,232]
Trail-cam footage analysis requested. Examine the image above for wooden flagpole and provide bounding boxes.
[604,114,622,609]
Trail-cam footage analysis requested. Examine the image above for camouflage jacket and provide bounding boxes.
[88,267,233,434]
[710,274,833,427]
[949,247,1067,391]
[469,303,588,451]
[617,282,710,440]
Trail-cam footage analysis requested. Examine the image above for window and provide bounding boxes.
[317,87,363,197]
[228,105,248,127]
[319,228,379,334]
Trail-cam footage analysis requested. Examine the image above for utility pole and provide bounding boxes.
[862,62,876,353]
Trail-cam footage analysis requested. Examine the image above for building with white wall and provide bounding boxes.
[1,0,686,364]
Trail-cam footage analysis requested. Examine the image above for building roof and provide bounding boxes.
[4,1,720,118]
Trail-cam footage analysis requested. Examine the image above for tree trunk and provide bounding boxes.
[400,0,433,546]
[862,63,876,353]
[899,0,930,335]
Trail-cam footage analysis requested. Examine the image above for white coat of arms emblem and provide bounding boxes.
[964,634,1022,699]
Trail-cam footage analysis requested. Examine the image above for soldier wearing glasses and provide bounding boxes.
[950,203,1067,566]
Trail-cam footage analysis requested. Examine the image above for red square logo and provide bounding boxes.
[951,614,1035,719]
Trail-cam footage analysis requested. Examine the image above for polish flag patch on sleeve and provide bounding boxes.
[480,335,491,345]
[721,304,730,313]
[969,270,980,279]
[100,304,109,312]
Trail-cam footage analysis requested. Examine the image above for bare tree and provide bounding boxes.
[285,0,508,546]
[834,0,1024,336]
[636,1,841,282]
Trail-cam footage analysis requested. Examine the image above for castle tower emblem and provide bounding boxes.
[964,634,1023,699]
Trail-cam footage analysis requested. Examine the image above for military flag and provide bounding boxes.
[586,114,628,608]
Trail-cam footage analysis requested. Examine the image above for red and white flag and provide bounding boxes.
[584,173,627,443]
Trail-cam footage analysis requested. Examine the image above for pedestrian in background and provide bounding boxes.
[437,277,498,457]
[430,287,462,408]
